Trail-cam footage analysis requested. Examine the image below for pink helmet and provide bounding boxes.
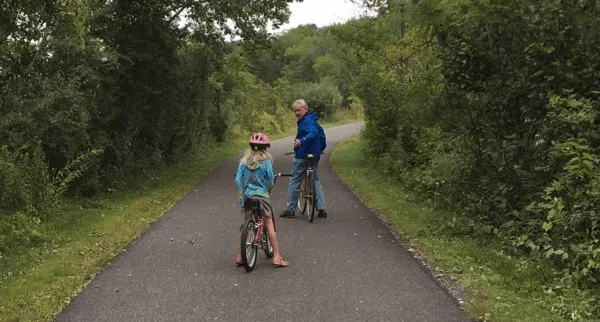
[249,132,271,148]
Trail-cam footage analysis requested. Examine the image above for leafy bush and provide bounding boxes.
[293,77,342,119]
[0,146,52,219]
[514,96,600,288]
[346,0,600,301]
[0,212,43,256]
[412,128,474,205]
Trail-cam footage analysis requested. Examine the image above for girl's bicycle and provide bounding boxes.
[240,173,290,272]
[285,152,318,222]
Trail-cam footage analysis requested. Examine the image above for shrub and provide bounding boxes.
[293,77,342,119]
[0,146,52,219]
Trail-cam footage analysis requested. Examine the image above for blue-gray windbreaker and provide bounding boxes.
[294,112,326,160]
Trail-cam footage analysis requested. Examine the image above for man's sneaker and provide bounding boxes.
[317,210,328,218]
[280,210,295,218]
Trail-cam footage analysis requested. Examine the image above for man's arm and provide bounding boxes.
[299,122,319,146]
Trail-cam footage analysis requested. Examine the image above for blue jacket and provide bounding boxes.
[295,112,326,160]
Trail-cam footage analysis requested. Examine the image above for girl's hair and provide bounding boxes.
[242,148,272,165]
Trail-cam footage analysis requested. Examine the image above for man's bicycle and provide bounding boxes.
[285,152,318,222]
[240,173,290,272]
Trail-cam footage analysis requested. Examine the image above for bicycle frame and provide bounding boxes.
[285,152,317,222]
[247,172,290,236]
[300,156,315,199]
[240,173,289,272]
[247,199,268,245]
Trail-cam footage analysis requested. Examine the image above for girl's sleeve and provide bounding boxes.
[266,159,275,192]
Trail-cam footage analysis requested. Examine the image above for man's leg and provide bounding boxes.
[312,160,327,217]
[282,158,306,217]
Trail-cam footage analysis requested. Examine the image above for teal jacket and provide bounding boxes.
[235,155,274,207]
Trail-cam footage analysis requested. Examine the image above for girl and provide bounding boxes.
[234,133,289,267]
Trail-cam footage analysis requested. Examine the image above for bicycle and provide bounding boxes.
[285,152,318,223]
[240,173,290,272]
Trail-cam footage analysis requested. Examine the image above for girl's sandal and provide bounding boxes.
[272,257,289,267]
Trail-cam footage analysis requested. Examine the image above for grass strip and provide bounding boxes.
[0,140,247,322]
[329,135,594,322]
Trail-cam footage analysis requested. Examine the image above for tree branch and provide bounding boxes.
[168,5,189,23]
[168,0,206,23]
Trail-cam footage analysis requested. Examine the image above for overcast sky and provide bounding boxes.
[277,0,368,31]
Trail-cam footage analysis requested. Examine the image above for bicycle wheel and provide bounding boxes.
[297,176,308,215]
[240,218,258,272]
[306,173,316,222]
[262,229,274,259]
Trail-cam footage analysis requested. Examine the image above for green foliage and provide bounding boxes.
[331,134,600,321]
[516,96,600,289]
[429,2,600,296]
[294,77,343,120]
[281,24,324,83]
[0,212,42,256]
[0,0,296,193]
[0,0,297,269]
[339,0,600,310]
[0,146,52,219]
[329,94,365,122]
[52,149,104,201]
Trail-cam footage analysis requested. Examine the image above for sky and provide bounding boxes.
[178,1,370,39]
[277,0,368,32]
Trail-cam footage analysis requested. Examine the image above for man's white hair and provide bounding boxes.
[293,99,308,109]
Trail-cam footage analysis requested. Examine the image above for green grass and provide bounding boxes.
[0,117,360,322]
[0,140,248,322]
[330,135,595,322]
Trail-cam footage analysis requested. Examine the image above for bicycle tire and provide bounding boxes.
[307,173,316,222]
[263,229,274,259]
[240,218,258,272]
[297,176,308,215]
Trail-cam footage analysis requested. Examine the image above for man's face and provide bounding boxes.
[293,103,308,119]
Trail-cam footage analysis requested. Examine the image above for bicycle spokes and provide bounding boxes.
[241,218,258,272]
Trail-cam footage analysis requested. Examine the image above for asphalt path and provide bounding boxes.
[57,122,469,321]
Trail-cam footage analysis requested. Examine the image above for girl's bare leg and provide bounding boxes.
[265,217,288,267]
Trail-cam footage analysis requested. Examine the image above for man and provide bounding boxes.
[280,99,327,218]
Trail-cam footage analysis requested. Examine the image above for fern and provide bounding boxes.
[51,149,103,201]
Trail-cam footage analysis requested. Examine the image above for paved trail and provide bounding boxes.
[57,122,468,321]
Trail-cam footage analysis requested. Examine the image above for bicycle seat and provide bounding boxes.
[306,154,315,159]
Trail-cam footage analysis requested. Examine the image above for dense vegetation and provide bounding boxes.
[342,0,600,317]
[0,0,359,260]
[3,0,600,319]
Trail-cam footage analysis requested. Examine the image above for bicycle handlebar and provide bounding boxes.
[233,173,291,178]
[274,173,291,185]
[284,151,325,156]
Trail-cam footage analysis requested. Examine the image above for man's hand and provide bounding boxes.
[293,138,301,148]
